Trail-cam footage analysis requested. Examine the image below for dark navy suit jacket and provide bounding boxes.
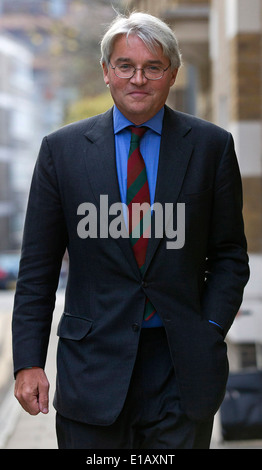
[12,106,249,424]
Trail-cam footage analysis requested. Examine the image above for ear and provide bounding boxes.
[170,68,178,87]
[102,62,110,86]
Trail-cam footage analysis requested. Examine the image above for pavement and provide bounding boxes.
[0,290,262,450]
[0,290,62,450]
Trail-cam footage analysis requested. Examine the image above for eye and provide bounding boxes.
[146,66,162,73]
[118,64,133,71]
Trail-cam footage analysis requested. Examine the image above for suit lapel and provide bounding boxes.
[83,108,141,277]
[144,106,194,274]
[83,108,120,208]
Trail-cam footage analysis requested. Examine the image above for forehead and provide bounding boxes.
[111,34,166,63]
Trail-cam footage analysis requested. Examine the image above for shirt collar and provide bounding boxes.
[113,105,164,135]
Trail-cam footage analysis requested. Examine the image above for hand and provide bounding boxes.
[14,367,49,415]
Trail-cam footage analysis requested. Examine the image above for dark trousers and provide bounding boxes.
[56,327,213,449]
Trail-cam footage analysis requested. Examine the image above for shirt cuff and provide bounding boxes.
[209,320,224,335]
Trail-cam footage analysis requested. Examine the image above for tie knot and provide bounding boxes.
[129,126,148,142]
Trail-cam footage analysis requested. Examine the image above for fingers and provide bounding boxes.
[38,376,49,414]
[14,367,50,416]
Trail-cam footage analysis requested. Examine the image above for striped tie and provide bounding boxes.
[127,126,156,321]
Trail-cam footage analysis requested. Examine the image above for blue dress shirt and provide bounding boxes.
[113,105,164,328]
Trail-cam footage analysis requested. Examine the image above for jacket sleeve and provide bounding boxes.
[12,137,68,375]
[202,132,249,336]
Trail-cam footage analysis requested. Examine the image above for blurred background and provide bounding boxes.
[0,0,261,448]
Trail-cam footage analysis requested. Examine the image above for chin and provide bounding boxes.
[128,103,153,116]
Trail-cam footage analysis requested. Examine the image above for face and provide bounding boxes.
[103,34,178,125]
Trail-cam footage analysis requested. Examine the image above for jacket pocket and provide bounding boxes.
[57,312,92,340]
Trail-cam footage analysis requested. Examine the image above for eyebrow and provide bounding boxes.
[114,57,165,66]
[115,57,132,63]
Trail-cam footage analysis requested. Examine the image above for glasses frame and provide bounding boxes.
[109,62,171,80]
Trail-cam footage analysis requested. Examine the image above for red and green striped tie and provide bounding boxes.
[127,126,156,321]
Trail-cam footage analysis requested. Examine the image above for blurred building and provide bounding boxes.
[126,0,262,371]
[0,34,36,250]
[0,0,69,16]
[0,1,73,250]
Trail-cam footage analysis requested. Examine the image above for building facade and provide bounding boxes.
[0,34,36,250]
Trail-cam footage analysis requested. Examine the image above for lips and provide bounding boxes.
[128,91,150,98]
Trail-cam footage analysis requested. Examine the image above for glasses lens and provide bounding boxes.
[144,66,163,80]
[115,65,135,78]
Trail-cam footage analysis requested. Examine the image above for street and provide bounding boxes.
[0,290,16,402]
[0,289,261,449]
[0,288,64,449]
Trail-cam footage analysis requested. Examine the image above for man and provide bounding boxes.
[12,12,249,449]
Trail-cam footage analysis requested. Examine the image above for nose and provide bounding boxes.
[130,68,147,85]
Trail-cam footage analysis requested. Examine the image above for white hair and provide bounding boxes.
[100,11,182,70]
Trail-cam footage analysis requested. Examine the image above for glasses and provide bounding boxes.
[109,62,171,80]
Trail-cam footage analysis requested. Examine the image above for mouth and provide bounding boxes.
[127,91,150,99]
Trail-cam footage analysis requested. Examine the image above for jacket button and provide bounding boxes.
[132,323,140,332]
[142,281,147,288]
